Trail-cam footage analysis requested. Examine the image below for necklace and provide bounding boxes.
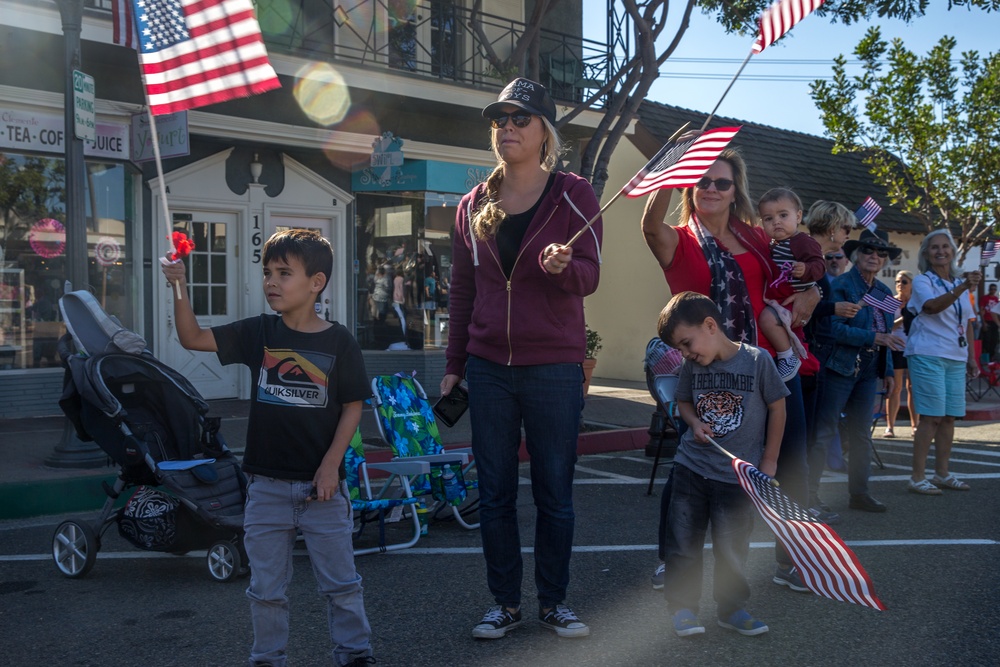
[925,271,966,347]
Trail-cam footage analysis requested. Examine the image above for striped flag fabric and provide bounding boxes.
[862,291,903,314]
[732,457,886,610]
[623,127,742,198]
[129,0,281,115]
[854,197,882,231]
[112,0,138,49]
[981,241,997,266]
[753,0,827,54]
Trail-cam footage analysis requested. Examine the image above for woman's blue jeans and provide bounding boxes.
[812,352,879,496]
[465,355,584,609]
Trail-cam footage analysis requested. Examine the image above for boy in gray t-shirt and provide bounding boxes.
[658,291,788,639]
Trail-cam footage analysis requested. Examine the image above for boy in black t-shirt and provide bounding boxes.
[162,229,374,667]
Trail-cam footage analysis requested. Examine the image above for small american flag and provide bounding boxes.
[862,291,903,314]
[112,0,138,49]
[753,0,827,54]
[129,0,281,115]
[981,241,997,266]
[854,197,882,231]
[623,127,742,198]
[732,457,886,610]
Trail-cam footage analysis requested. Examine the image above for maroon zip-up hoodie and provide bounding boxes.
[445,171,603,377]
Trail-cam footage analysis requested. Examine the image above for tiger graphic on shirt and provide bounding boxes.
[695,390,743,437]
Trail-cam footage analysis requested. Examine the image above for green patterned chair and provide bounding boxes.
[370,373,479,529]
[344,428,429,555]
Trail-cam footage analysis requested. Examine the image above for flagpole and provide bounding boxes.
[566,122,692,248]
[705,436,781,487]
[699,50,754,132]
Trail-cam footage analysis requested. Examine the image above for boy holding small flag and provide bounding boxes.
[657,291,788,637]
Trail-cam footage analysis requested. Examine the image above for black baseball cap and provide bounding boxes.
[482,78,557,126]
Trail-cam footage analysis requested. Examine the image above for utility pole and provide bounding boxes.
[47,0,106,469]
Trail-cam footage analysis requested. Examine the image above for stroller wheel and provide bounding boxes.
[207,540,242,582]
[52,520,99,578]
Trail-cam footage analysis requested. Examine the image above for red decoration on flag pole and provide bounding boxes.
[169,231,195,262]
[708,437,886,611]
[753,0,827,54]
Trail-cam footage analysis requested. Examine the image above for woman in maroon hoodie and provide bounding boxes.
[440,78,602,641]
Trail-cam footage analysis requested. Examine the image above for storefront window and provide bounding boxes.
[355,191,459,351]
[0,152,135,369]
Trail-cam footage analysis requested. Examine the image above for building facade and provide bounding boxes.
[0,0,609,417]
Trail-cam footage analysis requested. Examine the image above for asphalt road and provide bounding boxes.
[1,440,998,667]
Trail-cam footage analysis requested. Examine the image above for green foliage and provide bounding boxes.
[586,325,603,359]
[810,27,1000,255]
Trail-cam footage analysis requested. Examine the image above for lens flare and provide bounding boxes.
[256,0,297,41]
[322,109,381,171]
[294,62,351,126]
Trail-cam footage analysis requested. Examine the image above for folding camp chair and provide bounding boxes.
[867,391,887,470]
[344,429,429,555]
[370,373,479,529]
[967,340,1000,401]
[643,338,683,495]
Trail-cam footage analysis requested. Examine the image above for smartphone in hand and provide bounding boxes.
[433,384,469,428]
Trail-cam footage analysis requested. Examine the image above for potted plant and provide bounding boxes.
[583,325,602,396]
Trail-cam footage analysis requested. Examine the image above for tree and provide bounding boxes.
[470,0,999,198]
[810,28,1000,256]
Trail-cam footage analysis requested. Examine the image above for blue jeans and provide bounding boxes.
[244,475,372,667]
[465,355,584,608]
[812,351,879,496]
[663,463,754,616]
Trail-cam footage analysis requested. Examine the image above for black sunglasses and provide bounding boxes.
[824,253,845,261]
[490,112,533,129]
[694,177,734,192]
[859,245,889,258]
[895,279,910,284]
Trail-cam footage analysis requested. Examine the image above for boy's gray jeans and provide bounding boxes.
[244,475,372,666]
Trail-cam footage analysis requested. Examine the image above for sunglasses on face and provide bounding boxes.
[490,112,533,129]
[694,177,735,192]
[824,253,845,261]
[859,245,889,258]
[896,279,910,285]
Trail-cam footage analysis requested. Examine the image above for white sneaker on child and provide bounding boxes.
[775,355,801,382]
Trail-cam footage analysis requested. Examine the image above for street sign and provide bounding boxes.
[73,70,96,142]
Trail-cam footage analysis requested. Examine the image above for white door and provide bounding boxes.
[161,210,241,399]
[268,215,340,323]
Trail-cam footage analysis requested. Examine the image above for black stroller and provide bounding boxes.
[51,291,248,582]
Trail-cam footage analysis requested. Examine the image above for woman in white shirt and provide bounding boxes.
[904,229,980,494]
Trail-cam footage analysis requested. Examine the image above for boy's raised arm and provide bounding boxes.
[161,259,218,352]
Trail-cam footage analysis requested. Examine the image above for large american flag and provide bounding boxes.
[854,196,882,231]
[753,0,827,54]
[732,457,886,610]
[112,0,138,49]
[862,291,903,314]
[127,0,281,115]
[623,127,742,198]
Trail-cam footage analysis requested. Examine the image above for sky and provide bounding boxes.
[584,3,996,138]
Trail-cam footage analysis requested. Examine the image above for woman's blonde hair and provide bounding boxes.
[805,200,857,238]
[471,116,565,240]
[679,148,755,225]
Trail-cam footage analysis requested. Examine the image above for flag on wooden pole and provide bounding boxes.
[854,197,882,231]
[622,127,742,198]
[753,0,827,54]
[128,0,281,115]
[731,456,886,610]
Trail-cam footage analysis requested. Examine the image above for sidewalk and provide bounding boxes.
[2,378,998,520]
